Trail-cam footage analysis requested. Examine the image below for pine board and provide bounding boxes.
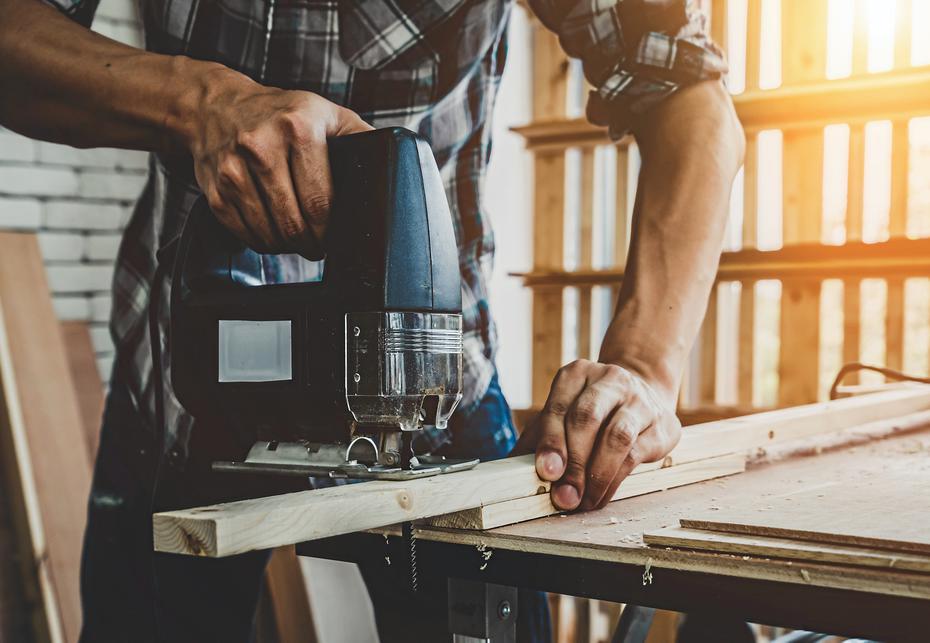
[0,233,93,643]
[426,454,745,530]
[644,527,930,574]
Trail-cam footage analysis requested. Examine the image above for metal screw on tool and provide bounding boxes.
[498,601,512,620]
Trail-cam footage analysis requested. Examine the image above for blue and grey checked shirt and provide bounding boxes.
[47,0,725,453]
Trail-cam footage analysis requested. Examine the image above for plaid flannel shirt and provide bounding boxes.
[46,0,725,456]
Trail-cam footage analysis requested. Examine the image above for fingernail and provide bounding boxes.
[553,484,580,510]
[537,451,563,479]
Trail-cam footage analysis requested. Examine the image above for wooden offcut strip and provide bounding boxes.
[0,233,93,643]
[680,466,930,557]
[426,454,745,530]
[154,387,930,558]
[644,527,930,574]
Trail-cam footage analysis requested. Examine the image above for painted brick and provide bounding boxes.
[46,264,114,293]
[38,232,85,261]
[93,0,139,23]
[0,166,79,197]
[0,131,37,162]
[52,295,91,320]
[78,170,148,201]
[90,294,113,322]
[36,142,120,169]
[85,233,122,261]
[90,324,114,354]
[45,201,124,230]
[0,197,42,228]
[116,151,150,171]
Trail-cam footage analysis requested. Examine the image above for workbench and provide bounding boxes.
[297,430,930,641]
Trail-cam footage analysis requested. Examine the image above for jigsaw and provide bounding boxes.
[168,127,477,480]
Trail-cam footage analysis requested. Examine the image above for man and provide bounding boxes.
[0,0,743,640]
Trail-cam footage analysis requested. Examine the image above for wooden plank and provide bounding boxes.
[738,281,755,406]
[154,454,550,558]
[783,0,828,84]
[852,0,869,76]
[745,0,762,90]
[644,527,930,574]
[425,454,745,531]
[778,279,821,405]
[155,388,930,558]
[0,233,93,643]
[847,124,865,242]
[265,547,318,643]
[680,464,930,556]
[414,431,930,602]
[61,322,104,461]
[843,278,861,385]
[886,277,905,371]
[532,147,566,405]
[895,0,912,69]
[890,118,909,238]
[578,146,595,359]
[532,23,568,121]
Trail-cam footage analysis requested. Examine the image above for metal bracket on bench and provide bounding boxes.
[448,578,517,643]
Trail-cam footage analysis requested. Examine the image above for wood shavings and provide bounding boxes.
[800,569,811,583]
[642,558,654,586]
[476,542,493,571]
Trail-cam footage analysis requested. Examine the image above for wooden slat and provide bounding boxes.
[738,281,756,406]
[745,0,762,90]
[710,0,727,55]
[886,277,904,371]
[851,0,869,76]
[532,148,566,405]
[895,0,912,69]
[779,127,824,405]
[782,0,828,84]
[513,68,930,147]
[645,527,930,574]
[577,147,595,359]
[60,322,104,461]
[518,237,930,285]
[843,278,861,383]
[890,118,910,237]
[532,23,568,121]
[154,388,930,558]
[847,124,865,242]
[0,233,93,643]
[425,454,745,531]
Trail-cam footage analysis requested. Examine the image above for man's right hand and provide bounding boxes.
[182,67,373,260]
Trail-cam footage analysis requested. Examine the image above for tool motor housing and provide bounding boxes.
[170,128,463,447]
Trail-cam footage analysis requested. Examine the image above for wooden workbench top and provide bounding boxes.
[408,430,930,601]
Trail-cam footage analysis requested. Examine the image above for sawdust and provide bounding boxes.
[642,558,654,586]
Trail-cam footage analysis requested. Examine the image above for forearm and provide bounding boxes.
[600,80,745,399]
[0,0,217,153]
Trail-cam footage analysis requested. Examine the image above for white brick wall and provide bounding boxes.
[0,0,144,381]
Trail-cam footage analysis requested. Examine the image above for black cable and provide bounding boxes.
[829,361,930,400]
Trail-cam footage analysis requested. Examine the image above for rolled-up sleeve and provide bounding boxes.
[42,0,100,28]
[528,0,727,139]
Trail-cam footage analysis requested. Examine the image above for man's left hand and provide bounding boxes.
[514,359,681,512]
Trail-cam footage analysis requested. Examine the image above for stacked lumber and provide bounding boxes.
[153,386,930,558]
